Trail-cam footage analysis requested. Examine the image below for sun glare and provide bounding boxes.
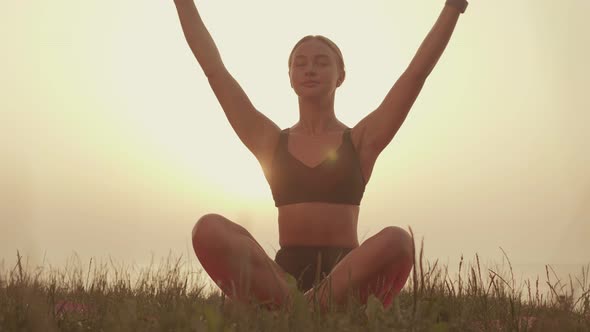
[198,154,272,204]
[116,105,273,211]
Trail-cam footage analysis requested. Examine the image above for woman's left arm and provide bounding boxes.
[353,2,467,157]
[407,4,463,78]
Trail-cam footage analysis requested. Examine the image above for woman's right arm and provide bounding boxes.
[173,0,280,166]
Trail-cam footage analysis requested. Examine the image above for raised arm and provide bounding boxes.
[353,2,466,160]
[173,0,280,168]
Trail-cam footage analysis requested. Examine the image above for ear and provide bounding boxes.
[337,71,346,87]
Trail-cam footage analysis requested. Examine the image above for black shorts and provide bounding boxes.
[274,246,354,293]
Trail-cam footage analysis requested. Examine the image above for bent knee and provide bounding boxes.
[379,226,414,261]
[192,213,230,250]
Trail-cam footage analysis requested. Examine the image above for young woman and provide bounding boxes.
[173,0,469,309]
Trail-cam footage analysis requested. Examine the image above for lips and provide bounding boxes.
[302,81,319,86]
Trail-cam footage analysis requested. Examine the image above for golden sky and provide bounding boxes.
[1,0,589,271]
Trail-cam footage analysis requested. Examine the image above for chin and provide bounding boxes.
[295,88,332,99]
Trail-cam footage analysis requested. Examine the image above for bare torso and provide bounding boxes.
[265,123,377,248]
[277,203,360,247]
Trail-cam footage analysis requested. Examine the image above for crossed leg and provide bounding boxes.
[192,214,414,310]
[304,226,414,310]
[192,213,291,306]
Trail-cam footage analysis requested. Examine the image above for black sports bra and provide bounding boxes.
[269,128,366,207]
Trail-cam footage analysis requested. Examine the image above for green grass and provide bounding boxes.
[1,242,588,332]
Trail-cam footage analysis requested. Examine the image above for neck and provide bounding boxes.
[296,94,338,135]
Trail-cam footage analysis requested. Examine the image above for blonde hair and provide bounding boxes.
[288,35,345,75]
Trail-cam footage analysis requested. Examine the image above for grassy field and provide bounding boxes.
[1,241,588,331]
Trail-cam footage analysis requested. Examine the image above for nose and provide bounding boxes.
[304,65,317,77]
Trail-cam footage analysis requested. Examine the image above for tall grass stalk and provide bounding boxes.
[1,240,588,331]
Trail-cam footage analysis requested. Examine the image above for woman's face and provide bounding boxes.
[289,39,343,98]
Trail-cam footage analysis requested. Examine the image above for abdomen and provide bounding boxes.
[277,203,360,248]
